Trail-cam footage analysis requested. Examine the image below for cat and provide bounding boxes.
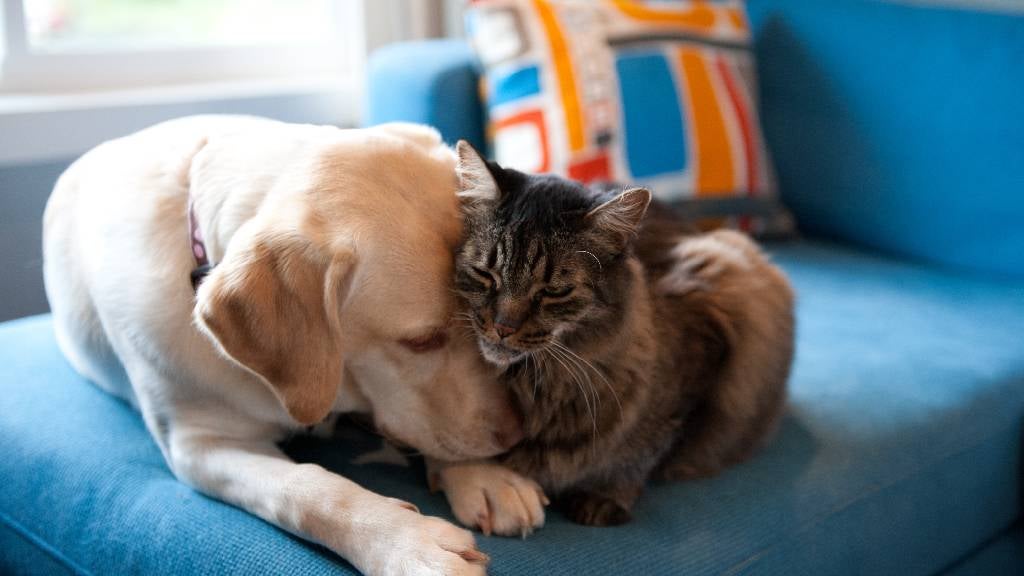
[431,142,795,532]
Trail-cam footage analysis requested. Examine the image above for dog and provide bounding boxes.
[43,115,524,576]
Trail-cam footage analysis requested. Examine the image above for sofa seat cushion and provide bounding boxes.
[941,524,1024,576]
[1,240,1022,575]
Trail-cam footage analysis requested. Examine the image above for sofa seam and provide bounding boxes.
[935,519,1024,575]
[0,508,92,576]
[721,424,1022,575]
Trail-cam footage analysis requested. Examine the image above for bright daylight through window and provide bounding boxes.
[23,0,336,51]
[1,0,352,92]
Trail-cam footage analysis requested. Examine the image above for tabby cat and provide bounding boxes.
[432,142,794,532]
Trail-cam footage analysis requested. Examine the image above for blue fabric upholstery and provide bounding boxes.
[942,524,1024,576]
[367,39,487,152]
[2,241,1022,575]
[746,0,1024,278]
[0,316,352,575]
[365,39,481,150]
[367,2,1024,278]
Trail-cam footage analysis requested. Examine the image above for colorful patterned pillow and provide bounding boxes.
[465,0,793,235]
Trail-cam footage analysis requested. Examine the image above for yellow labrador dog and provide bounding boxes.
[42,116,524,576]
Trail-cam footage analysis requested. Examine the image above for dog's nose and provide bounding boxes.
[493,409,524,450]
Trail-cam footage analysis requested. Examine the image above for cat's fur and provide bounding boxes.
[444,142,795,528]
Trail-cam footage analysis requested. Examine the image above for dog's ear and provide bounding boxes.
[194,230,354,425]
[455,140,500,205]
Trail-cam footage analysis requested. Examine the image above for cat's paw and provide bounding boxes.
[559,491,633,527]
[433,462,549,538]
[658,230,756,294]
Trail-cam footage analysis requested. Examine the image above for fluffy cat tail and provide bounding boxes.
[654,230,795,480]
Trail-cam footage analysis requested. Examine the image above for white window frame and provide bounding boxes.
[0,0,446,166]
[0,0,362,93]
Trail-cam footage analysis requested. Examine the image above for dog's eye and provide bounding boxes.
[540,285,575,299]
[399,331,448,353]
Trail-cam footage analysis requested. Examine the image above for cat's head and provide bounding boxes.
[452,141,651,366]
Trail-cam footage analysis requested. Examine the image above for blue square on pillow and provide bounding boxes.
[615,50,688,178]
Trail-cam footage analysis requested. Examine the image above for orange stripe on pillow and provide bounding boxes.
[533,0,585,153]
[680,48,734,195]
[716,56,757,194]
[727,7,748,32]
[608,0,716,30]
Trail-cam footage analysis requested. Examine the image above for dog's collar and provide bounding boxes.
[188,196,213,291]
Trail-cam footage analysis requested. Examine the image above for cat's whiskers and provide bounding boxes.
[549,340,604,420]
[576,250,604,274]
[546,345,598,448]
[561,346,600,419]
[550,340,623,424]
[526,352,539,402]
[450,313,481,333]
[448,323,477,341]
[544,344,593,438]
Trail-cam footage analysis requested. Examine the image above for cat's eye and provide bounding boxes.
[540,285,575,299]
[470,266,496,286]
[399,331,449,353]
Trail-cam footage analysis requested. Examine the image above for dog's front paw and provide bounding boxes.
[354,496,489,576]
[434,462,548,538]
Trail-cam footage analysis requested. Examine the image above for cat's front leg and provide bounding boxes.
[427,458,549,537]
[557,482,643,527]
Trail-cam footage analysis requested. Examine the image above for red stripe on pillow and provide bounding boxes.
[716,56,757,195]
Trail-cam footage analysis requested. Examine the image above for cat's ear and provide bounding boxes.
[585,187,652,247]
[455,140,500,205]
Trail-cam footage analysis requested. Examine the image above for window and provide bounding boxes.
[0,0,441,166]
[1,0,359,92]
[25,0,337,50]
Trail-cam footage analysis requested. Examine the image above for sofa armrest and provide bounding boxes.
[366,39,486,151]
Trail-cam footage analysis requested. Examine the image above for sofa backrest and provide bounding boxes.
[367,2,1023,277]
[747,0,1024,277]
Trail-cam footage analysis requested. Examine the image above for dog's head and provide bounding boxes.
[193,124,521,461]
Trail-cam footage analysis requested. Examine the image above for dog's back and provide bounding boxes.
[42,117,517,574]
[44,116,265,402]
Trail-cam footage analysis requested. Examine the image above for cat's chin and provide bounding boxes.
[478,339,528,366]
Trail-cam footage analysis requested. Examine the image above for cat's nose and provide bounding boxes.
[494,304,524,339]
[494,322,519,338]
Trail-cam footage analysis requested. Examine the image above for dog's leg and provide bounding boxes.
[427,458,548,538]
[118,354,488,576]
[163,431,489,576]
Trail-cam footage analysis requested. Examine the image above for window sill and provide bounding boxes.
[0,76,361,166]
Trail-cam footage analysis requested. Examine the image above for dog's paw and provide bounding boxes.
[355,496,489,576]
[658,230,756,295]
[434,462,548,538]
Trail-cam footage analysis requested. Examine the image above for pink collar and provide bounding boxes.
[188,196,213,291]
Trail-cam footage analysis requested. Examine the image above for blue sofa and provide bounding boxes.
[2,1,1022,574]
